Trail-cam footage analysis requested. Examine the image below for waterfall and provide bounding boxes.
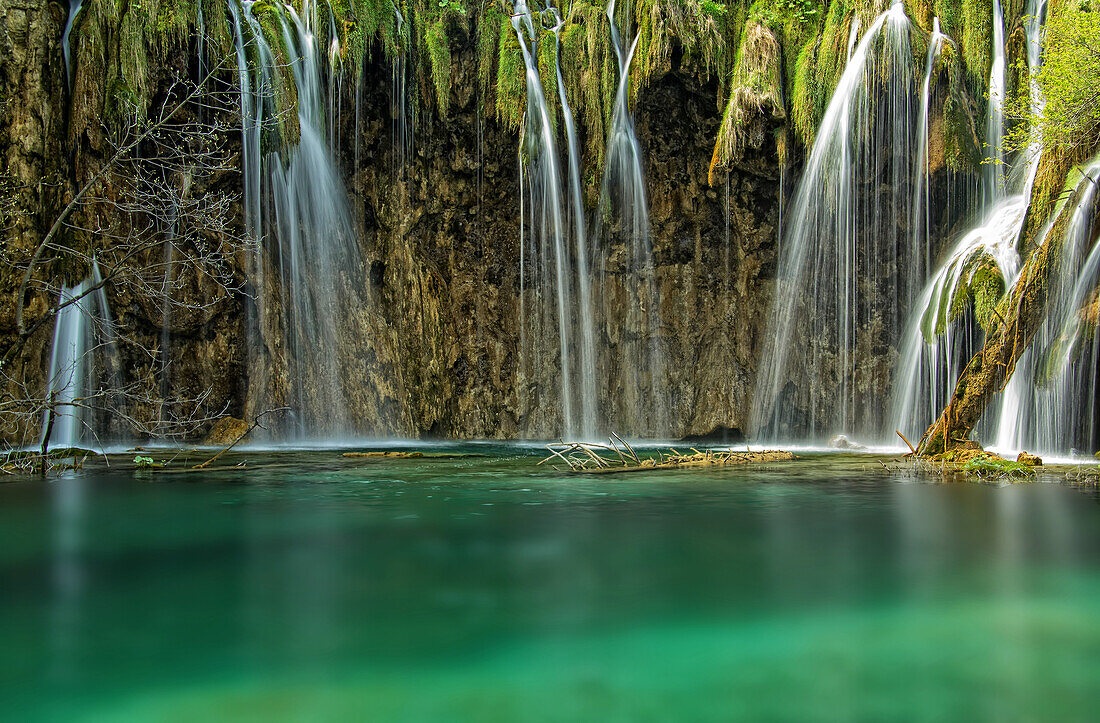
[912,19,946,270]
[512,0,589,437]
[890,195,1028,440]
[994,161,1100,455]
[61,0,84,92]
[752,1,914,441]
[229,0,363,437]
[43,265,115,450]
[984,0,1007,205]
[892,0,1049,446]
[390,4,413,178]
[597,0,665,437]
[889,19,966,441]
[551,7,599,435]
[988,0,1051,449]
[846,16,862,62]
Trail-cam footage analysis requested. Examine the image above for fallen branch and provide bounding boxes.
[539,439,796,474]
[191,407,287,470]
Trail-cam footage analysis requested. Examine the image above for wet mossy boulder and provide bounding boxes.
[203,417,250,445]
[1017,451,1043,467]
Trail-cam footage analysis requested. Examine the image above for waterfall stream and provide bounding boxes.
[993,161,1100,455]
[551,8,599,436]
[890,195,1028,440]
[912,19,946,271]
[44,265,116,450]
[512,0,580,436]
[230,0,364,437]
[597,0,665,437]
[892,0,1050,448]
[752,1,914,441]
[61,0,84,92]
[984,0,1007,205]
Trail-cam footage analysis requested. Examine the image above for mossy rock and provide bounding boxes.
[203,417,250,445]
[961,454,1036,479]
[1016,451,1043,467]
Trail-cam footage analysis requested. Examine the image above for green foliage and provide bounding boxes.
[785,0,881,147]
[702,1,729,20]
[1006,0,1100,160]
[133,455,167,469]
[492,10,528,131]
[932,0,992,93]
[68,0,1008,191]
[750,0,821,28]
[330,0,401,79]
[634,0,733,93]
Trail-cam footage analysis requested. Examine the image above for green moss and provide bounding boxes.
[67,0,1004,195]
[426,18,452,116]
[962,455,1036,478]
[790,38,821,147]
[494,14,527,132]
[781,1,879,148]
[476,2,503,105]
[710,20,785,183]
[931,0,992,95]
[948,254,1007,332]
[329,0,400,80]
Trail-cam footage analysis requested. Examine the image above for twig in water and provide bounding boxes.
[192,408,288,470]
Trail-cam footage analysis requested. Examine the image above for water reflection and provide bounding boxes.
[0,453,1097,721]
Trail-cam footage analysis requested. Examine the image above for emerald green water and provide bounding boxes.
[2,447,1099,722]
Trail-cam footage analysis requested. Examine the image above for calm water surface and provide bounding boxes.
[1,446,1098,721]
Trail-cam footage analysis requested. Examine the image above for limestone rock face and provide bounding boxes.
[0,1,67,442]
[0,10,788,443]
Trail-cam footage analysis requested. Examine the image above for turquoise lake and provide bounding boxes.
[1,447,1098,721]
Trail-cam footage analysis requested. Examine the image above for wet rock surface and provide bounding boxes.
[0,11,784,442]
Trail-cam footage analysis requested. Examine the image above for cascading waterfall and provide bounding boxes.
[994,161,1100,455]
[551,7,599,435]
[752,1,915,441]
[892,0,1049,445]
[61,0,84,92]
[984,0,1007,205]
[912,19,946,269]
[512,0,595,438]
[890,195,1027,440]
[597,0,665,437]
[43,265,116,449]
[230,0,363,437]
[890,19,981,441]
[989,0,1051,449]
